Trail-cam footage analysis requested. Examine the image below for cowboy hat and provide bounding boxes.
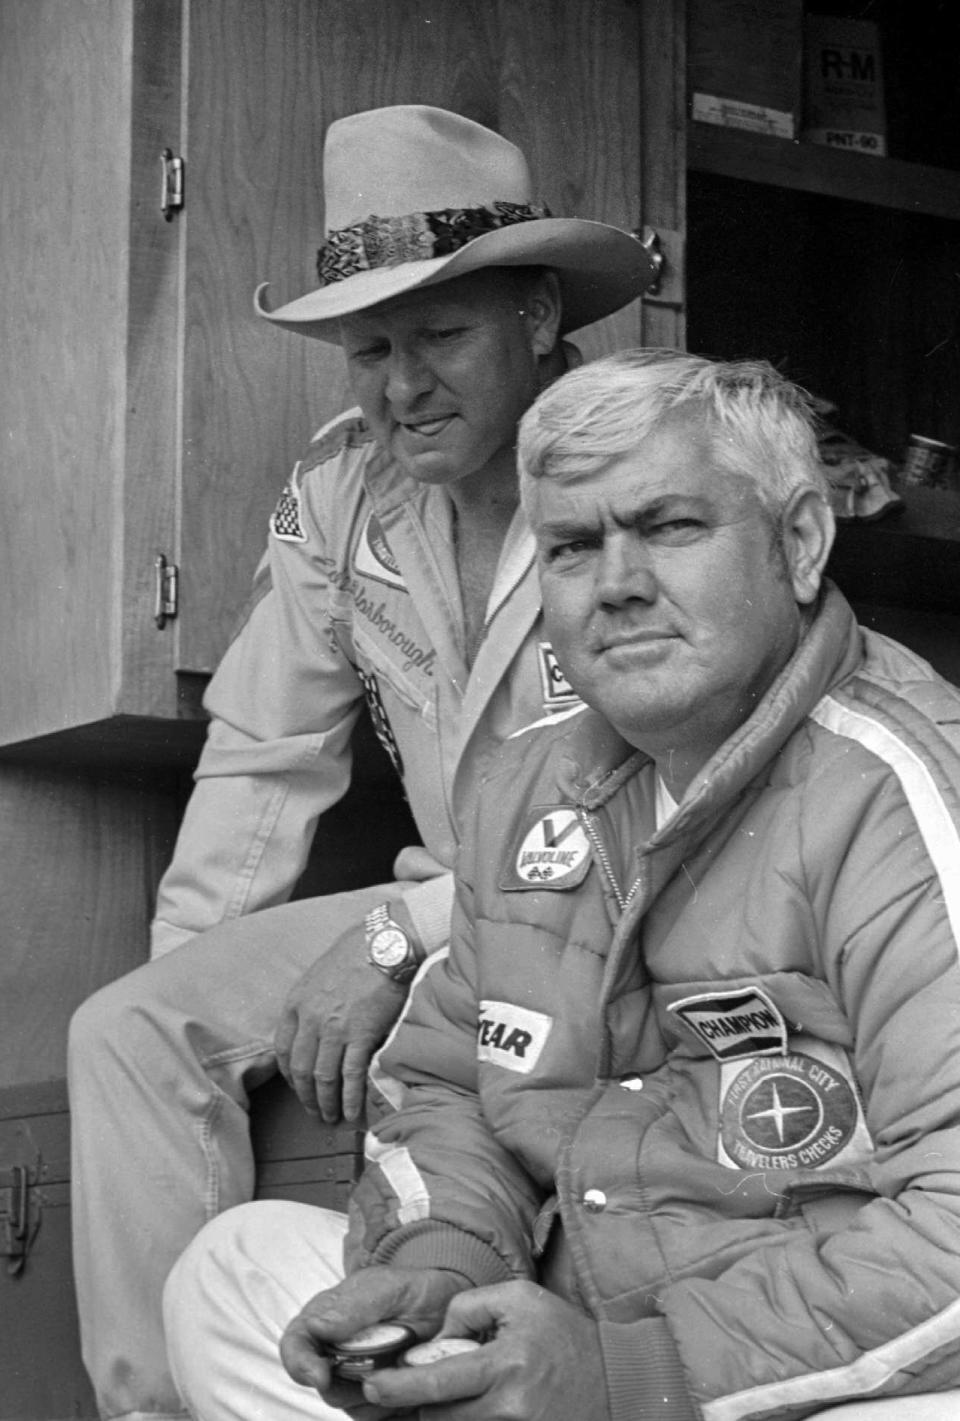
[255,105,654,343]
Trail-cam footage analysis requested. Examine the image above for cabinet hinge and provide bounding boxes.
[635,224,665,296]
[160,148,185,220]
[1,1162,42,1277]
[154,554,179,629]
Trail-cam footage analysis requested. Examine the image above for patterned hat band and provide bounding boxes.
[316,200,552,286]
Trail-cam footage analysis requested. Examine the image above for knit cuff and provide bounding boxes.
[598,1317,696,1421]
[398,873,456,958]
[373,1221,514,1291]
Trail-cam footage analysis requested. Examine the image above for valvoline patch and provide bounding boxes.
[354,512,406,589]
[500,806,593,891]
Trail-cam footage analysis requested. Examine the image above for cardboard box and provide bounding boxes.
[802,15,887,157]
[688,0,804,140]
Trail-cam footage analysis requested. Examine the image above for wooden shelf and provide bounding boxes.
[688,122,960,223]
[828,488,960,615]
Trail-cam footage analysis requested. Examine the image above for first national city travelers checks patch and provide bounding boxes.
[717,1045,867,1172]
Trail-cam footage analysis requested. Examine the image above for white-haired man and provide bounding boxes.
[66,107,653,1421]
[165,353,960,1421]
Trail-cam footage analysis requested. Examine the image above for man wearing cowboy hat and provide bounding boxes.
[67,105,653,1421]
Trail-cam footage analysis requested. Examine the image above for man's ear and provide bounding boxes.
[781,486,836,606]
[524,270,564,357]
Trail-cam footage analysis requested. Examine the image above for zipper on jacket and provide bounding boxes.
[579,808,643,912]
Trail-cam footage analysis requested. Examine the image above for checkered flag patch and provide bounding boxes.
[269,474,307,543]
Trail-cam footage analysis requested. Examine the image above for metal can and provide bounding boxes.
[901,434,957,489]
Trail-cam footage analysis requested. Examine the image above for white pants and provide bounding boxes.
[163,1202,351,1421]
[67,884,400,1421]
[163,1201,960,1421]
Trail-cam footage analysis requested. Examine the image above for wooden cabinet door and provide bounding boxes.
[175,0,686,673]
[0,0,188,743]
[0,0,180,743]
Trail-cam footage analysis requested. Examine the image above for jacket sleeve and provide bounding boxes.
[151,449,367,957]
[399,872,456,962]
[345,866,545,1287]
[645,744,960,1419]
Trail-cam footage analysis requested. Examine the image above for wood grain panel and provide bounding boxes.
[0,763,182,1086]
[118,0,186,718]
[0,1,133,740]
[177,0,650,671]
[637,0,686,350]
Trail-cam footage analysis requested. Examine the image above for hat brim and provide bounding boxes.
[254,218,652,343]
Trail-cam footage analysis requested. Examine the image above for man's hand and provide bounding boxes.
[360,1280,611,1421]
[274,916,409,1122]
[279,1266,467,1416]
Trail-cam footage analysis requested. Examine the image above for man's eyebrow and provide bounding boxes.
[536,493,712,541]
[613,493,710,528]
[535,516,600,541]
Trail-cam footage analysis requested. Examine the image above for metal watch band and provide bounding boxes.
[364,903,418,984]
[364,903,393,938]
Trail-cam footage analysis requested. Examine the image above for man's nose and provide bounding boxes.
[385,348,432,406]
[596,534,656,605]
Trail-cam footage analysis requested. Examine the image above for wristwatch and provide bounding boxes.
[364,904,419,984]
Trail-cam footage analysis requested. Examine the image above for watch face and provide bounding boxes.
[371,927,409,968]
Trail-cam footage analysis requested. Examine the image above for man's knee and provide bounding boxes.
[68,958,185,1086]
[168,1200,346,1284]
[68,972,143,1076]
[164,1201,347,1337]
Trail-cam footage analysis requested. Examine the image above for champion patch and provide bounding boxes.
[717,1039,872,1172]
[668,986,788,1061]
[500,807,592,891]
[354,513,406,590]
[477,1000,552,1074]
[269,468,307,543]
[537,643,579,707]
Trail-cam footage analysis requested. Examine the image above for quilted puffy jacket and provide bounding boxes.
[351,584,960,1421]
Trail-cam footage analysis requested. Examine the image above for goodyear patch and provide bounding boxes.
[717,1037,873,1172]
[269,466,307,543]
[478,1000,552,1074]
[499,807,592,892]
[668,986,787,1061]
[537,642,579,707]
[354,512,406,590]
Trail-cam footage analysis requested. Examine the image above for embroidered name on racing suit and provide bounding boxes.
[477,1000,552,1074]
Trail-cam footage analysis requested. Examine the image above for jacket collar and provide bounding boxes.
[556,583,862,831]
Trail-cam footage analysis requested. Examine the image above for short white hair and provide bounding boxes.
[518,349,831,516]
